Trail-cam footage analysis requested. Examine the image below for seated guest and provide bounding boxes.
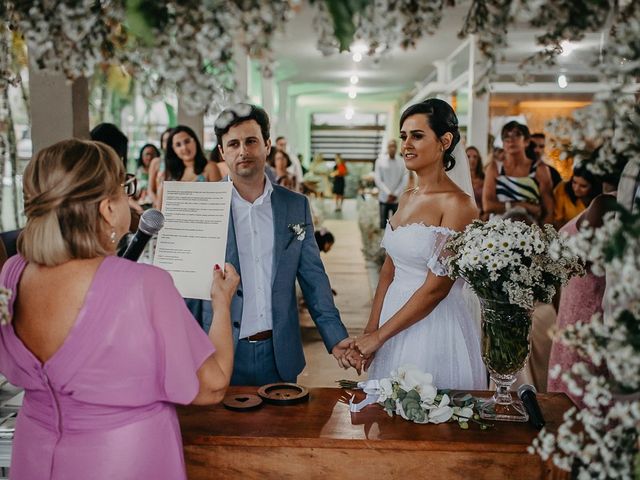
[274,149,297,191]
[0,139,238,479]
[553,165,602,230]
[90,122,128,167]
[465,146,485,212]
[315,229,336,295]
[165,125,222,183]
[483,121,555,224]
[149,127,174,209]
[315,229,335,253]
[209,145,230,178]
[90,122,142,231]
[529,133,563,188]
[135,143,161,207]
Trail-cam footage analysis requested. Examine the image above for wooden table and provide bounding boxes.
[178,387,571,480]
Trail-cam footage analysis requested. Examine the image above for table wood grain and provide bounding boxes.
[178,387,572,479]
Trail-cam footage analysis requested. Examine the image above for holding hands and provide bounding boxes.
[331,331,382,375]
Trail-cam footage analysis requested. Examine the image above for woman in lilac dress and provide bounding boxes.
[0,139,238,479]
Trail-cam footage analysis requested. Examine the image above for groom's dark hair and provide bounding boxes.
[399,98,460,172]
[214,103,271,149]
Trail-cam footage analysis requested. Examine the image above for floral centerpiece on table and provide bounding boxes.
[377,365,489,430]
[342,364,491,430]
[444,218,583,421]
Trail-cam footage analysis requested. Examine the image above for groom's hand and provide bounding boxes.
[342,346,365,375]
[332,337,356,370]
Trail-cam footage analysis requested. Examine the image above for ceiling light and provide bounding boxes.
[350,75,359,85]
[351,41,367,54]
[345,107,354,120]
[557,74,568,89]
[352,52,362,62]
[559,40,576,57]
[348,88,357,99]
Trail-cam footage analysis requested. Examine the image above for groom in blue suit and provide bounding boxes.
[187,104,353,386]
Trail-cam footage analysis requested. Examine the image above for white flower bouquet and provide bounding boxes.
[444,218,584,310]
[375,365,490,430]
[445,218,583,421]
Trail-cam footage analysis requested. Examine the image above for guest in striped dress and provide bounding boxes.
[482,121,554,224]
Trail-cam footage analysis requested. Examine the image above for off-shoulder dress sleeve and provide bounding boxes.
[143,268,215,405]
[425,227,455,277]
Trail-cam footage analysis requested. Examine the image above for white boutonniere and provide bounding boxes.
[0,287,13,325]
[286,223,308,248]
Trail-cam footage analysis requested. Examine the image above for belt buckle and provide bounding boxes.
[247,337,258,344]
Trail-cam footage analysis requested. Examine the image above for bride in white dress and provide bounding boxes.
[353,99,486,390]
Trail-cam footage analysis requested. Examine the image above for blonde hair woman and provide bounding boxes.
[0,139,238,479]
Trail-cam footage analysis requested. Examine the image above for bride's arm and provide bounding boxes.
[348,255,394,372]
[364,255,394,335]
[355,194,478,357]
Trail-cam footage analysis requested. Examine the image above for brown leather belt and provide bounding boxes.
[245,330,273,342]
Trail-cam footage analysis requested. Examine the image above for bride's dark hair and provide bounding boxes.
[399,98,460,171]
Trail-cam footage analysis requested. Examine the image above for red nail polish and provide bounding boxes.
[214,264,220,270]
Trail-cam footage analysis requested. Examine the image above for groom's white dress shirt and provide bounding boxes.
[231,178,274,339]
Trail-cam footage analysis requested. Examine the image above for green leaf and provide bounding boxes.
[323,0,371,52]
[125,0,168,47]
[405,390,421,402]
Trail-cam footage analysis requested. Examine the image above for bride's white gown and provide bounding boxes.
[368,223,487,389]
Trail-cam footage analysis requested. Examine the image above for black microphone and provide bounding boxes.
[518,384,545,430]
[120,209,165,262]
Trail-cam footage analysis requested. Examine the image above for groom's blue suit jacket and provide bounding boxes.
[189,184,348,381]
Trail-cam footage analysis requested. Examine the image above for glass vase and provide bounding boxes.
[478,296,532,422]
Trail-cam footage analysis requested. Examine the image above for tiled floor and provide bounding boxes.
[298,199,375,387]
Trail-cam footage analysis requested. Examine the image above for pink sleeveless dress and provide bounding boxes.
[547,217,605,405]
[0,255,214,479]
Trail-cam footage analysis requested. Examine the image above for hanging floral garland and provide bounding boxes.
[126,1,237,115]
[313,0,341,55]
[313,0,451,57]
[4,0,294,114]
[0,25,21,89]
[227,0,293,78]
[7,0,125,80]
